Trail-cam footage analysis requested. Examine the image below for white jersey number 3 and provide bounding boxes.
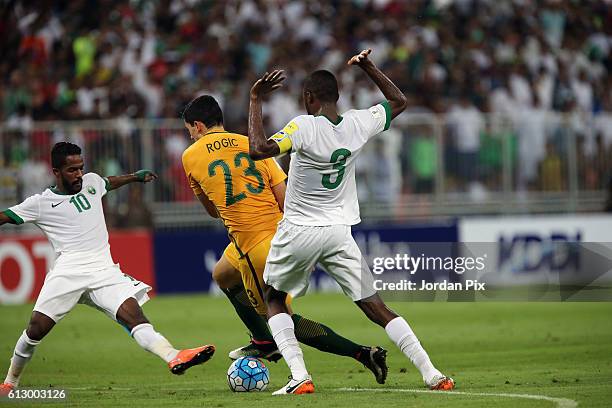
[322,148,351,189]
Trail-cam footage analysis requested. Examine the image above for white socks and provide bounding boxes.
[131,323,178,363]
[385,317,442,383]
[4,331,40,386]
[4,324,177,386]
[268,313,309,381]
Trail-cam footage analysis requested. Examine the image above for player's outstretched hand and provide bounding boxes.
[250,70,286,99]
[134,169,158,183]
[347,48,374,68]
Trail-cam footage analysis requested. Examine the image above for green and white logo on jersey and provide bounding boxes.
[86,185,96,195]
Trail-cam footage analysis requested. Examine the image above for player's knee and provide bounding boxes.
[213,263,241,289]
[264,285,285,305]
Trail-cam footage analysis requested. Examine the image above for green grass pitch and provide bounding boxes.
[1,294,611,407]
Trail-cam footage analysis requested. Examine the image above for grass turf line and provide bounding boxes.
[1,294,611,407]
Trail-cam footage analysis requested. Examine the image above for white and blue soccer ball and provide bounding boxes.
[227,357,270,392]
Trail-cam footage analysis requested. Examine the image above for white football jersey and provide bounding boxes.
[271,102,391,226]
[6,173,115,272]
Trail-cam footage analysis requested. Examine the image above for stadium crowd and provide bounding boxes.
[0,0,610,211]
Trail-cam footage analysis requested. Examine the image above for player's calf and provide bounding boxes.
[115,298,150,330]
[2,330,42,389]
[264,285,290,317]
[355,294,398,327]
[2,311,54,390]
[130,323,216,374]
[356,295,454,390]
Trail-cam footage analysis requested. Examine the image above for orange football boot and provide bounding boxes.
[272,376,315,395]
[429,376,455,391]
[0,383,15,396]
[168,345,215,375]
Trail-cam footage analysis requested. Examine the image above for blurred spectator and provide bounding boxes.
[593,133,610,190]
[575,135,597,190]
[539,141,565,191]
[73,29,96,78]
[478,121,517,192]
[0,0,607,123]
[447,94,484,186]
[534,66,554,111]
[359,137,401,206]
[0,0,610,211]
[408,127,437,194]
[3,72,31,118]
[18,145,52,200]
[516,89,548,190]
[571,70,594,114]
[605,178,612,213]
[552,64,576,112]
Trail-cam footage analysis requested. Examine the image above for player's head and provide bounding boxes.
[51,142,84,194]
[303,70,339,115]
[182,95,224,141]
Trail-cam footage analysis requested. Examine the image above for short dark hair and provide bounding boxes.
[51,142,81,169]
[303,70,339,103]
[182,95,224,127]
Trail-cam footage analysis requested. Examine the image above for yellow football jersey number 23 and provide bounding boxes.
[208,152,265,206]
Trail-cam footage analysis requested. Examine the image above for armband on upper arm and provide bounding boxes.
[270,121,299,154]
[270,133,293,154]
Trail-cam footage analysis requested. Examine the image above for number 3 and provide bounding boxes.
[322,148,351,189]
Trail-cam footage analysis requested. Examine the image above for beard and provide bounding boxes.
[63,175,83,194]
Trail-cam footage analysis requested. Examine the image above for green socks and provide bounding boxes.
[292,314,363,358]
[222,286,274,342]
[222,286,363,358]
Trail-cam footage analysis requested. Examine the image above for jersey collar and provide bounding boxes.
[200,126,226,137]
[49,186,71,195]
[316,114,343,125]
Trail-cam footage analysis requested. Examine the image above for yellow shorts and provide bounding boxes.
[224,233,291,315]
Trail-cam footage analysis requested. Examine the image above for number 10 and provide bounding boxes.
[69,193,92,212]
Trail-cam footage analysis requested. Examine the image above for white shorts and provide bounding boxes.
[33,264,151,323]
[263,219,377,301]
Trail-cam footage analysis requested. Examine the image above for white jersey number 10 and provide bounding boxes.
[69,193,92,213]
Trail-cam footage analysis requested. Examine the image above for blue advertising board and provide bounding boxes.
[153,222,458,294]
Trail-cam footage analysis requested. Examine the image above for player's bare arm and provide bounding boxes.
[248,70,286,160]
[278,154,291,174]
[196,192,220,218]
[271,181,286,213]
[105,170,158,191]
[348,49,408,119]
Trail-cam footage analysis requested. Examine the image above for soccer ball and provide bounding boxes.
[227,357,270,392]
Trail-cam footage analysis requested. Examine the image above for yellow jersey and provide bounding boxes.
[182,129,287,254]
